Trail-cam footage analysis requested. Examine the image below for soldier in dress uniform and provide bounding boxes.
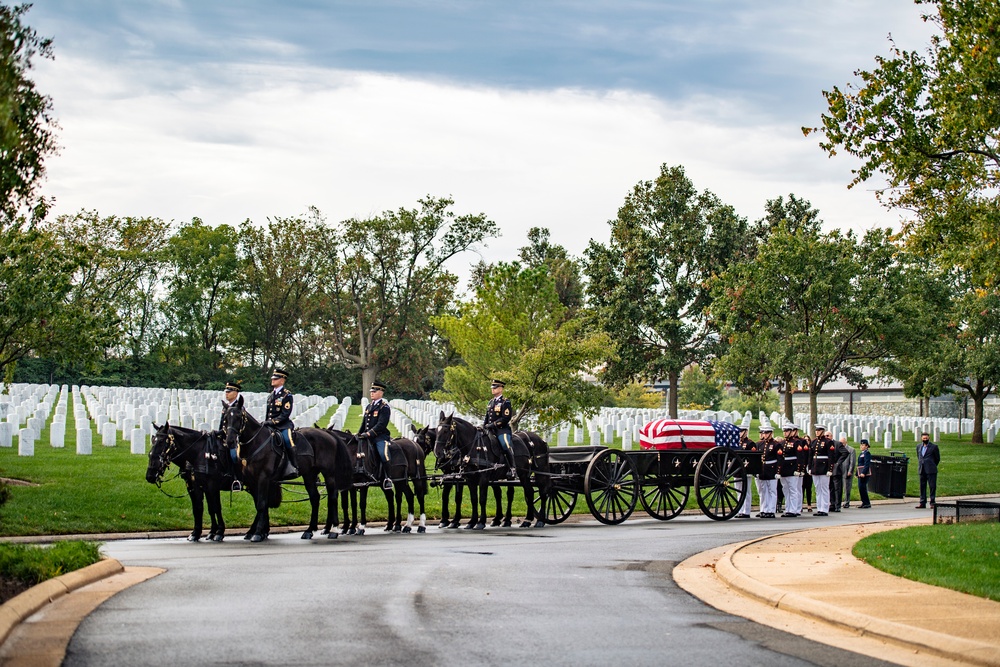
[856,439,873,508]
[266,367,297,480]
[808,423,843,516]
[219,380,242,486]
[359,381,393,490]
[756,419,779,518]
[778,422,805,517]
[484,379,516,478]
[736,413,756,518]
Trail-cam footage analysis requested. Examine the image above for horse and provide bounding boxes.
[413,423,513,529]
[146,422,231,542]
[434,412,550,530]
[223,395,353,542]
[330,427,428,534]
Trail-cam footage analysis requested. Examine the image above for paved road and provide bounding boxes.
[65,506,917,667]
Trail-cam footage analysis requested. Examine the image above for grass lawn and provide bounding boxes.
[853,522,1000,602]
[0,540,102,602]
[0,408,997,536]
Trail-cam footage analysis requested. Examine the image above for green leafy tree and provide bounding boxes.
[161,218,239,383]
[518,227,584,317]
[678,364,722,410]
[806,0,1000,250]
[233,211,332,376]
[432,262,611,429]
[319,196,497,395]
[0,4,57,224]
[711,225,940,428]
[583,164,751,417]
[610,381,664,409]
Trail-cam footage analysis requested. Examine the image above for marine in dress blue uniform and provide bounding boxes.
[266,367,297,480]
[360,382,393,489]
[219,380,242,483]
[484,379,516,478]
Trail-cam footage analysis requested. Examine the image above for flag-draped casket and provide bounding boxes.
[639,419,741,451]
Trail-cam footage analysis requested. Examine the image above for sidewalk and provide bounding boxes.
[675,518,1000,667]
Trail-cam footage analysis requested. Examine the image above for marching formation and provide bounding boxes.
[735,414,871,519]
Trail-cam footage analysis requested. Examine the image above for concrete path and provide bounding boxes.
[675,517,1000,667]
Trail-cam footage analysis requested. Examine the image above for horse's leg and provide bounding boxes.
[490,483,503,527]
[520,471,536,528]
[323,474,339,540]
[476,478,488,530]
[207,480,225,541]
[302,472,320,540]
[384,486,396,532]
[250,474,270,542]
[400,482,415,533]
[188,486,204,542]
[463,482,478,529]
[358,487,368,535]
[439,484,451,528]
[504,485,515,527]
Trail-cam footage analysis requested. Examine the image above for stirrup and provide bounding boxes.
[383,478,394,490]
[231,480,242,492]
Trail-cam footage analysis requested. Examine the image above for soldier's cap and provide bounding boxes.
[490,379,506,388]
[759,425,773,432]
[370,382,386,392]
[782,422,797,431]
[860,438,869,445]
[271,368,289,380]
[813,423,826,431]
[224,380,242,392]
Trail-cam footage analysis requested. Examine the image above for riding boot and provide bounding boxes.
[280,443,299,481]
[505,449,517,480]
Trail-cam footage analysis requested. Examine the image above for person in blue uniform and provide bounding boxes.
[219,380,242,481]
[856,439,872,508]
[266,367,297,480]
[360,381,393,489]
[484,379,516,478]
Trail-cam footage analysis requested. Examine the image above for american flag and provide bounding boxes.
[639,419,742,451]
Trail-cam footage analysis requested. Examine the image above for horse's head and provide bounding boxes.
[146,422,174,484]
[411,423,435,457]
[435,411,470,468]
[222,395,247,450]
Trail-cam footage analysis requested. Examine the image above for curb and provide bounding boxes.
[0,558,123,646]
[713,532,1000,667]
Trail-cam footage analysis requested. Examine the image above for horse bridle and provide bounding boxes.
[434,420,464,470]
[224,406,269,464]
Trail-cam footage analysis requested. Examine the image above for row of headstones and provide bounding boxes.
[2,383,342,456]
[803,413,999,447]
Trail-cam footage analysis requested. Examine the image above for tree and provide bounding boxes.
[678,364,722,410]
[609,381,664,409]
[234,211,332,375]
[711,224,940,428]
[432,262,611,430]
[806,0,1000,274]
[583,164,751,417]
[518,227,584,316]
[319,196,498,394]
[0,4,57,224]
[161,218,240,382]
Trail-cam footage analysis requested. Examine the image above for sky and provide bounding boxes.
[27,1,937,273]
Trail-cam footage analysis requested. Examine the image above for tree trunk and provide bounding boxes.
[668,370,679,419]
[361,365,381,399]
[782,373,794,421]
[972,379,985,444]
[809,389,819,433]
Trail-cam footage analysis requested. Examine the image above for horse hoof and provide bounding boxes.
[447,523,459,530]
[502,520,512,528]
[402,526,411,533]
[347,528,357,535]
[301,531,313,540]
[243,534,252,541]
[535,521,546,528]
[250,534,264,543]
[490,518,502,527]
[463,523,475,530]
[327,532,338,539]
[417,526,426,533]
[520,521,532,528]
[187,534,201,542]
[384,525,393,532]
[438,522,448,529]
[357,528,365,536]
[473,523,486,531]
[321,528,329,535]
[212,534,224,542]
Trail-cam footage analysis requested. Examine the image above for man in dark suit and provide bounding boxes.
[916,432,941,508]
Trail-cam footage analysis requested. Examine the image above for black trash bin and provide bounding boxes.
[870,451,909,498]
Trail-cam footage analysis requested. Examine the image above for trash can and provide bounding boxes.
[870,452,908,498]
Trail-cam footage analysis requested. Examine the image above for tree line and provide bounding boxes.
[2,1,998,441]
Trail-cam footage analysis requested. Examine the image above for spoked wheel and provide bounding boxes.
[584,449,638,525]
[693,447,747,521]
[639,471,690,520]
[532,487,577,524]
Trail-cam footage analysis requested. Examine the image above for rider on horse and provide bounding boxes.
[267,367,298,480]
[359,381,393,490]
[484,379,516,479]
[219,379,243,489]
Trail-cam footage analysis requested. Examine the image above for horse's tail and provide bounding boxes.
[268,482,282,508]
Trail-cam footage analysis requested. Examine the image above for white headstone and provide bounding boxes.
[76,427,92,455]
[102,422,117,447]
[49,423,65,448]
[130,428,146,455]
[884,431,892,449]
[621,431,633,450]
[0,422,12,447]
[17,428,34,456]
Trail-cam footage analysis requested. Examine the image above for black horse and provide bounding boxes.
[223,395,353,542]
[434,412,550,530]
[332,428,428,534]
[146,422,231,542]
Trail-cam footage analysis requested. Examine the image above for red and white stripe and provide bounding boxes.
[639,419,718,450]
